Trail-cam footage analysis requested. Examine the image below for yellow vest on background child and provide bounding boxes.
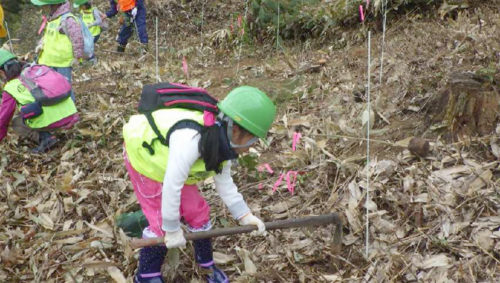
[81,8,101,37]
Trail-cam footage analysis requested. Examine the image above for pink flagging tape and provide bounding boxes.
[182,56,189,79]
[258,183,263,190]
[237,15,245,35]
[257,163,274,174]
[272,173,285,192]
[263,163,274,174]
[359,5,365,22]
[292,132,302,151]
[286,171,298,195]
[38,16,47,35]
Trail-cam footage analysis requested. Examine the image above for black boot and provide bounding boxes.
[194,239,229,283]
[32,132,58,153]
[117,44,126,53]
[134,245,167,283]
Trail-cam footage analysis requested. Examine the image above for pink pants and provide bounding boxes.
[124,151,210,237]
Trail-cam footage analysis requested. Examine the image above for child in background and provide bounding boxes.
[73,0,106,43]
[0,49,79,153]
[104,0,148,54]
[31,0,84,102]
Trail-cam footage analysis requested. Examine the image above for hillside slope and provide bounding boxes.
[1,1,499,282]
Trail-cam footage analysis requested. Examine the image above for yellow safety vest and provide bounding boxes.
[38,14,75,67]
[123,108,218,184]
[3,79,77,129]
[81,8,101,37]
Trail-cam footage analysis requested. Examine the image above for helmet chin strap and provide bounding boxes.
[221,115,258,149]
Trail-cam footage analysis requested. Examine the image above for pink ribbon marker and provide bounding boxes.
[286,171,298,195]
[38,16,48,35]
[272,173,285,192]
[257,163,274,174]
[258,183,263,190]
[359,5,365,22]
[182,56,189,79]
[263,163,274,174]
[292,132,302,151]
[237,15,242,28]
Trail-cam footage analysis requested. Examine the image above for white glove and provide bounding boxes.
[71,58,81,66]
[130,7,138,19]
[35,40,43,54]
[164,229,186,249]
[239,213,267,236]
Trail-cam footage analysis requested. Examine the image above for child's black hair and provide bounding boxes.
[2,59,23,81]
[199,124,222,173]
[81,3,91,10]
[198,120,253,173]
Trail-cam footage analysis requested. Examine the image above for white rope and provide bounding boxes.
[378,0,388,87]
[365,30,371,258]
[200,0,205,45]
[4,20,13,52]
[155,17,159,82]
[236,0,248,78]
[276,3,280,51]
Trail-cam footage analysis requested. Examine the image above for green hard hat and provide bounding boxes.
[73,0,89,8]
[218,86,276,139]
[0,49,16,68]
[31,0,67,6]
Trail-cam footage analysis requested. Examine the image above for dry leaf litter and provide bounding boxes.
[1,1,499,282]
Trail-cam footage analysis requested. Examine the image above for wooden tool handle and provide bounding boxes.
[130,213,342,249]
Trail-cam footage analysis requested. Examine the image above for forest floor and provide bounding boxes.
[1,1,500,282]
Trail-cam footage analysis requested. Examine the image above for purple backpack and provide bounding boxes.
[20,64,72,106]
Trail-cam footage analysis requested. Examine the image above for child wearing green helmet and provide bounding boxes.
[122,85,276,283]
[0,49,79,153]
[73,0,107,44]
[31,0,85,101]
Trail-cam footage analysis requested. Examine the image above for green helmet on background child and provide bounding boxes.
[218,86,276,139]
[73,0,90,8]
[31,0,67,6]
[0,49,16,68]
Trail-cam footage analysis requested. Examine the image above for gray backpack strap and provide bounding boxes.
[59,13,76,36]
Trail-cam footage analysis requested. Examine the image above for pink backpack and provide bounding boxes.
[20,64,72,106]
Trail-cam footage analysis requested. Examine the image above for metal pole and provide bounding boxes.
[4,20,13,52]
[365,31,371,258]
[155,17,159,82]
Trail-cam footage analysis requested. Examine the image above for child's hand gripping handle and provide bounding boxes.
[129,213,343,250]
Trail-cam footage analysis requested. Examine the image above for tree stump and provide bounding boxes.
[431,72,499,139]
